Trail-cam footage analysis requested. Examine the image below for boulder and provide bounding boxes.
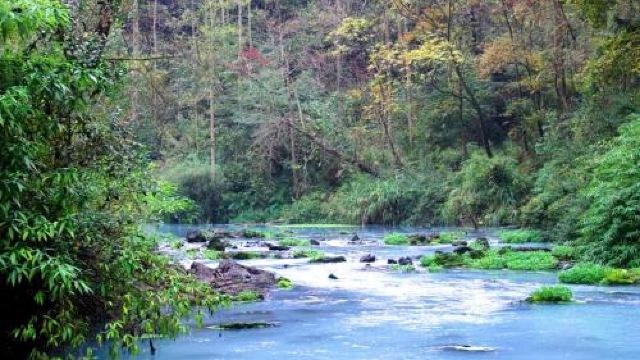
[310,256,347,264]
[475,237,490,249]
[186,229,206,243]
[398,256,413,265]
[453,246,472,255]
[387,259,398,264]
[268,245,290,251]
[360,254,376,263]
[557,260,573,270]
[207,238,227,251]
[408,234,429,245]
[190,260,276,296]
[351,233,360,242]
[452,240,468,247]
[310,239,321,246]
[328,273,339,280]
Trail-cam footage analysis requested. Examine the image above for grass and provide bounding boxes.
[277,277,294,289]
[384,233,409,245]
[559,263,640,285]
[292,249,325,260]
[551,245,575,260]
[232,290,263,302]
[526,286,572,303]
[170,239,184,249]
[185,248,199,258]
[279,238,311,247]
[203,249,224,260]
[498,229,544,243]
[390,264,416,272]
[437,231,465,244]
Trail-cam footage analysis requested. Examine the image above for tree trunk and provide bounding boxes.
[455,65,493,158]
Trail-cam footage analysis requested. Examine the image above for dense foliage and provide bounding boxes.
[0,1,225,358]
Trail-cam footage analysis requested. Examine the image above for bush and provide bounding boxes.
[526,286,573,303]
[277,277,294,289]
[279,238,311,247]
[559,263,608,284]
[579,115,640,267]
[551,245,575,260]
[233,291,262,302]
[384,233,410,245]
[498,229,544,243]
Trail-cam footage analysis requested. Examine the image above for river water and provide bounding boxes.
[112,225,640,359]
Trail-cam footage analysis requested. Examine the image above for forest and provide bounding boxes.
[1,0,639,358]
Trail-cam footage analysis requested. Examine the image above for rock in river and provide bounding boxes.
[186,229,207,243]
[328,273,339,280]
[360,254,376,263]
[310,255,347,263]
[398,256,413,265]
[190,260,276,296]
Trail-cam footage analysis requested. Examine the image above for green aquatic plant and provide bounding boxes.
[203,250,224,260]
[498,229,544,243]
[437,231,465,244]
[277,277,294,289]
[170,239,184,249]
[276,224,355,228]
[526,286,573,303]
[292,249,325,260]
[559,263,608,284]
[419,253,465,268]
[279,238,311,247]
[233,291,263,302]
[384,233,410,245]
[602,268,639,285]
[230,251,263,260]
[186,249,199,258]
[465,249,557,270]
[390,264,416,272]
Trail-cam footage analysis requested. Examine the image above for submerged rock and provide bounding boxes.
[310,255,347,263]
[207,238,227,251]
[211,322,279,330]
[441,345,495,352]
[360,254,376,263]
[190,260,276,296]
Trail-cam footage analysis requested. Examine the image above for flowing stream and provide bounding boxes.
[111,225,640,359]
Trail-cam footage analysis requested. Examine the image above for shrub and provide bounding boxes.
[292,249,325,260]
[277,277,294,289]
[390,264,416,272]
[384,233,410,245]
[233,290,262,302]
[437,231,465,244]
[279,238,311,247]
[526,286,572,303]
[559,263,608,284]
[498,229,544,243]
[579,115,640,267]
[551,245,575,260]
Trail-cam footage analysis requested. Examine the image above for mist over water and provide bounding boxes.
[117,225,640,359]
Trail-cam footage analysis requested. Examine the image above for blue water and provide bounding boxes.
[110,225,640,359]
